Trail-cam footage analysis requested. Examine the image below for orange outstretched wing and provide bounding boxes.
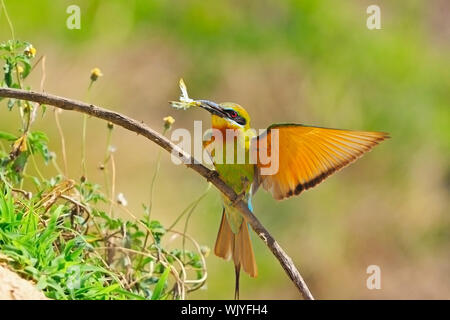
[252,124,389,200]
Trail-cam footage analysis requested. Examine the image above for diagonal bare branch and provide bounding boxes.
[0,87,314,300]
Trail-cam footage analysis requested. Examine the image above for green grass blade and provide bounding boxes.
[151,267,170,300]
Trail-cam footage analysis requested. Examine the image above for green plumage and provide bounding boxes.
[210,127,255,234]
[216,162,254,234]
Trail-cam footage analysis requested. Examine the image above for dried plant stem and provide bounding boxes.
[0,88,314,300]
[108,154,116,218]
[54,109,68,176]
[81,114,88,178]
[1,0,15,41]
[102,127,113,198]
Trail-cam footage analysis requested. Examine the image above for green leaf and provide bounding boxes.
[3,59,13,87]
[115,289,146,300]
[0,187,14,223]
[24,266,39,277]
[12,152,29,173]
[28,131,52,163]
[151,267,170,300]
[38,205,63,249]
[7,98,16,110]
[15,56,31,78]
[41,104,47,117]
[20,210,38,234]
[89,283,120,296]
[0,131,17,141]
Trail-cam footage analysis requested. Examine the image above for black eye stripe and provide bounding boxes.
[224,109,246,125]
[235,116,246,125]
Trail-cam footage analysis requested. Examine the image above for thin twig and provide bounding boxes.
[94,246,186,299]
[0,87,314,300]
[114,200,207,293]
[39,55,46,92]
[54,109,68,176]
[108,154,116,218]
[59,194,91,225]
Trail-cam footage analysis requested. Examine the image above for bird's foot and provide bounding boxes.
[231,190,247,206]
[206,170,219,182]
[231,177,250,206]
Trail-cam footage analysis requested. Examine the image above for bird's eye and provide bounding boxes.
[230,111,238,118]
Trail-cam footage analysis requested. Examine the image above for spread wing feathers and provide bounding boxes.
[252,124,389,200]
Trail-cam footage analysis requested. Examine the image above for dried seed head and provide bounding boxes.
[108,145,117,153]
[163,116,175,130]
[24,45,36,58]
[117,193,128,206]
[200,245,210,257]
[90,67,103,81]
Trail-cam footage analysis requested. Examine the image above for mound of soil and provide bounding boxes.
[0,265,47,300]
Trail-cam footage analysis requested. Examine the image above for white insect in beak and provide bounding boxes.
[179,78,192,103]
[169,78,201,110]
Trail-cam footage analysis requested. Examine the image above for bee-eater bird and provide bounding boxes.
[192,99,389,299]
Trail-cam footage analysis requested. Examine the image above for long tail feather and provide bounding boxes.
[234,265,240,300]
[214,211,257,300]
[214,210,233,260]
[234,222,257,278]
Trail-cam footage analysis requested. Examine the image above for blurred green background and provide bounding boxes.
[1,0,449,299]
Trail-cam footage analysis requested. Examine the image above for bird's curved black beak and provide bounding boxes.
[198,100,226,118]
